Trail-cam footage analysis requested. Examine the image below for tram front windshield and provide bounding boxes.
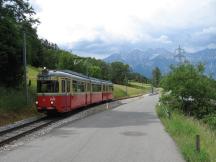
[37,80,59,93]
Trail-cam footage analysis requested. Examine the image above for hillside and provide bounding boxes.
[114,82,151,98]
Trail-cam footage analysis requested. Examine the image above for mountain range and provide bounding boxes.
[104,48,216,78]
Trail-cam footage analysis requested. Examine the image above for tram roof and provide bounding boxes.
[38,69,112,85]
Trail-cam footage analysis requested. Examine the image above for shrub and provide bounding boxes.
[161,63,216,118]
[202,115,216,130]
[159,92,181,110]
[0,87,33,112]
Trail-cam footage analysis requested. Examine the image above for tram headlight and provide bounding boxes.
[35,101,38,105]
[51,101,54,105]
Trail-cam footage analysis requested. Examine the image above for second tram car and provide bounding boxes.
[35,68,113,113]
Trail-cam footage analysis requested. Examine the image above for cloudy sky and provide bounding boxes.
[30,0,216,58]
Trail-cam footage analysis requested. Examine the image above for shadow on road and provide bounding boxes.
[62,110,159,129]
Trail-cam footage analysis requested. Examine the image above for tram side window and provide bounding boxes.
[103,85,106,92]
[62,80,66,93]
[72,80,77,92]
[77,82,80,92]
[77,82,85,92]
[67,80,70,92]
[92,84,102,92]
[80,82,85,92]
[87,83,91,92]
[98,85,102,92]
[92,84,95,92]
[109,85,113,92]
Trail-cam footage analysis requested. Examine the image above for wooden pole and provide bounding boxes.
[23,32,28,104]
[196,134,200,152]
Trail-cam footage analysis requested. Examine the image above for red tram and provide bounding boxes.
[35,68,113,113]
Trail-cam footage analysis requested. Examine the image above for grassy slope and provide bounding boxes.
[157,104,216,162]
[0,66,40,126]
[28,65,41,93]
[129,81,151,89]
[114,82,151,98]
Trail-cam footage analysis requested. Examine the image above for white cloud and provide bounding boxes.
[30,0,216,57]
[155,35,172,44]
[202,27,216,35]
[195,26,216,36]
[30,0,215,42]
[207,43,216,49]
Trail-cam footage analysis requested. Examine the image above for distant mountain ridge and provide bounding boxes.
[104,48,216,78]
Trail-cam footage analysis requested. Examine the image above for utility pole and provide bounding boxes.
[125,74,128,96]
[23,32,28,104]
[151,83,154,94]
[174,45,186,64]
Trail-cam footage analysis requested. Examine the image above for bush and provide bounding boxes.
[156,104,167,118]
[159,92,181,110]
[0,87,33,112]
[161,63,216,118]
[202,115,216,130]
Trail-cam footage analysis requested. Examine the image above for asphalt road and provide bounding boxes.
[0,95,184,162]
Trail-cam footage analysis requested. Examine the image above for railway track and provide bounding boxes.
[0,117,58,147]
[0,94,147,147]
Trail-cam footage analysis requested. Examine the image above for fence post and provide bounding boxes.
[168,111,171,119]
[196,134,200,152]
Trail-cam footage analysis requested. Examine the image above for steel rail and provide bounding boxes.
[0,118,58,147]
[0,116,46,136]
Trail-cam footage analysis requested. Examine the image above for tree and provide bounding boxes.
[110,62,130,84]
[88,66,102,78]
[152,67,161,87]
[0,17,22,87]
[101,62,111,80]
[161,63,216,118]
[128,72,148,83]
[0,0,38,87]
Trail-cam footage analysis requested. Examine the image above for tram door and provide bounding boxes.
[61,79,67,110]
[102,84,105,101]
[66,79,71,110]
[61,79,71,111]
[86,82,91,105]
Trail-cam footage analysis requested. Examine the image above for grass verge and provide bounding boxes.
[0,87,40,126]
[156,104,216,162]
